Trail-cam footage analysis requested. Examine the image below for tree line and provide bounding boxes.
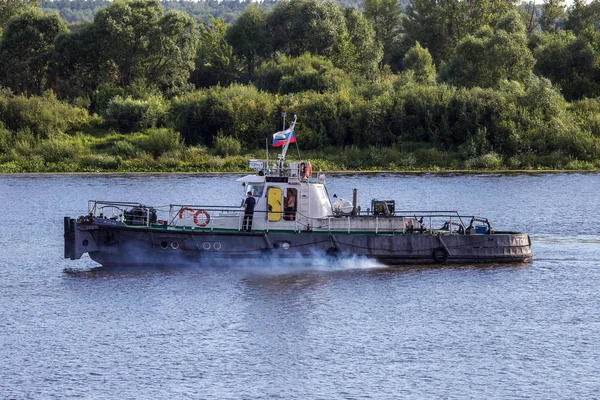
[1,0,600,172]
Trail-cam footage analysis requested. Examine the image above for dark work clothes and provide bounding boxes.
[244,196,256,213]
[243,196,256,231]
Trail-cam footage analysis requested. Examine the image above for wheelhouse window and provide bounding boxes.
[246,184,264,198]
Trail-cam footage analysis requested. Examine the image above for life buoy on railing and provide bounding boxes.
[178,206,195,219]
[193,209,210,227]
[303,161,312,179]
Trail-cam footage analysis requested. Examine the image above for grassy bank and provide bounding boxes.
[1,141,598,174]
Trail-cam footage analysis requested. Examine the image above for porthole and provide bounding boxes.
[202,242,211,250]
[213,242,221,250]
[160,241,169,249]
[171,242,180,250]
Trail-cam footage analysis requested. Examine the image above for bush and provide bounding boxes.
[180,145,209,164]
[464,152,503,169]
[38,135,86,163]
[0,124,10,154]
[92,84,126,114]
[0,92,90,139]
[80,154,122,170]
[103,96,169,133]
[143,128,181,159]
[255,54,352,95]
[111,140,138,159]
[170,85,276,147]
[214,133,242,156]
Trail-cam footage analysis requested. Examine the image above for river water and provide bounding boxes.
[1,172,599,399]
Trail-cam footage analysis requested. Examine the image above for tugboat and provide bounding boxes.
[64,116,532,267]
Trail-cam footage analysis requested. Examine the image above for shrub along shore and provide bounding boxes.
[1,84,600,174]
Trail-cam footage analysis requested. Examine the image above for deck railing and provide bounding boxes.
[87,200,491,234]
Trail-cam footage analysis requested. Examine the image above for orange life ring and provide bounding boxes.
[178,206,195,219]
[193,209,210,227]
[304,161,312,178]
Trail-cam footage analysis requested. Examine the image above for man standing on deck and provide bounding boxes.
[243,191,256,231]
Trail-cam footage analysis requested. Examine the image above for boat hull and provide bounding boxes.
[64,218,532,267]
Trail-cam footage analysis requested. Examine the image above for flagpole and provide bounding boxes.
[280,115,297,162]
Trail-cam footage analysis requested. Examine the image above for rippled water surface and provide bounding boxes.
[1,173,599,399]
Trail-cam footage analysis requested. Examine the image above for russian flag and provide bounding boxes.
[272,127,296,147]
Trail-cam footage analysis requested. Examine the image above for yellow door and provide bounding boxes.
[267,187,282,221]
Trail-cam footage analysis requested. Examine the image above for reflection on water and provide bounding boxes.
[1,172,600,398]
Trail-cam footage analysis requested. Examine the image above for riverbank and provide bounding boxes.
[2,138,600,173]
[1,164,598,175]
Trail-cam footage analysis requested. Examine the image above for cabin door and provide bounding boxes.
[267,187,282,222]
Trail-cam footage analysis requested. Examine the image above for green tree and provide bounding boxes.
[403,0,517,64]
[193,15,240,88]
[225,4,269,82]
[254,54,352,94]
[265,0,349,64]
[363,0,402,68]
[343,8,382,80]
[540,0,566,33]
[403,41,436,84]
[53,22,115,101]
[92,0,197,95]
[534,28,600,100]
[0,0,38,27]
[146,10,198,96]
[565,0,600,34]
[0,9,67,95]
[94,0,163,89]
[442,11,534,88]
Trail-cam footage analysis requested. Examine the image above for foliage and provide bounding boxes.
[564,0,600,34]
[0,0,39,27]
[192,15,240,88]
[38,135,87,163]
[0,91,90,140]
[533,28,600,101]
[170,84,276,147]
[403,0,518,64]
[402,42,436,84]
[225,4,269,81]
[214,133,242,156]
[143,127,181,159]
[265,0,350,68]
[53,22,120,103]
[103,95,169,133]
[0,0,599,172]
[343,8,382,80]
[0,10,67,95]
[363,0,402,68]
[540,0,566,33]
[254,54,353,95]
[441,12,534,88]
[40,0,279,25]
[91,0,198,95]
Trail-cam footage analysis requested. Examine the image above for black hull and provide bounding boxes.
[65,218,532,267]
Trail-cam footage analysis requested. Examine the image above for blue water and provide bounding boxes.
[1,173,599,398]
